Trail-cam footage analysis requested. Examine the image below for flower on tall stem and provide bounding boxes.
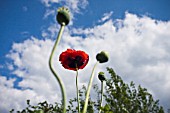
[59,49,89,113]
[59,49,89,71]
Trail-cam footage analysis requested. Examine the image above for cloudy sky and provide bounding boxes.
[0,0,170,112]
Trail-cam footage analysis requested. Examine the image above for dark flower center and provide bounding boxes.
[68,56,84,68]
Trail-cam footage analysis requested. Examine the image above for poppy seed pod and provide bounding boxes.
[98,72,106,81]
[96,51,109,63]
[57,7,70,26]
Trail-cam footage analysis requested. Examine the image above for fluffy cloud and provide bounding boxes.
[41,0,88,11]
[41,0,88,20]
[1,12,170,112]
[98,11,113,23]
[0,76,45,112]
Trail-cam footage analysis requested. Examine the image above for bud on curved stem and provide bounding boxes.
[49,24,66,113]
[83,51,109,113]
[49,7,70,113]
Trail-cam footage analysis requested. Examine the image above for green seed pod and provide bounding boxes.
[57,7,70,26]
[98,72,106,81]
[96,51,109,63]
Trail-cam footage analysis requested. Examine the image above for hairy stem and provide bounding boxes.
[49,24,66,113]
[76,68,80,113]
[82,62,98,113]
[99,81,104,113]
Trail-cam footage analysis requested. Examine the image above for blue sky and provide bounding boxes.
[1,0,170,57]
[1,0,170,112]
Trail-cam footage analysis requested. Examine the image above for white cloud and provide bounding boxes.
[98,11,113,23]
[41,0,60,7]
[41,24,60,39]
[65,0,88,13]
[0,76,15,88]
[43,9,55,19]
[0,75,46,112]
[41,0,88,20]
[41,0,88,12]
[1,12,170,112]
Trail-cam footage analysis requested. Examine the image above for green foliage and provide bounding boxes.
[103,67,164,113]
[67,85,100,113]
[10,100,63,113]
[10,67,164,113]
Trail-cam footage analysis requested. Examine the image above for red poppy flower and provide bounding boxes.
[59,49,89,71]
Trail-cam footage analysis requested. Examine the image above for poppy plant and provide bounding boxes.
[82,51,109,113]
[59,49,89,113]
[48,7,70,113]
[59,49,89,71]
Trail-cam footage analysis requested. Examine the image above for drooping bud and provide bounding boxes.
[98,72,106,82]
[57,7,70,26]
[96,51,109,63]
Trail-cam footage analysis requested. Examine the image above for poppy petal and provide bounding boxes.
[59,49,89,71]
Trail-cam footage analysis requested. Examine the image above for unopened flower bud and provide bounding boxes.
[57,7,70,26]
[96,51,109,63]
[98,72,106,81]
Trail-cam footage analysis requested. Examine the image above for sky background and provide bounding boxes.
[0,0,170,112]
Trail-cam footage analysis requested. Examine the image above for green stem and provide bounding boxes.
[76,68,80,113]
[49,24,66,113]
[99,81,104,113]
[82,62,98,113]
